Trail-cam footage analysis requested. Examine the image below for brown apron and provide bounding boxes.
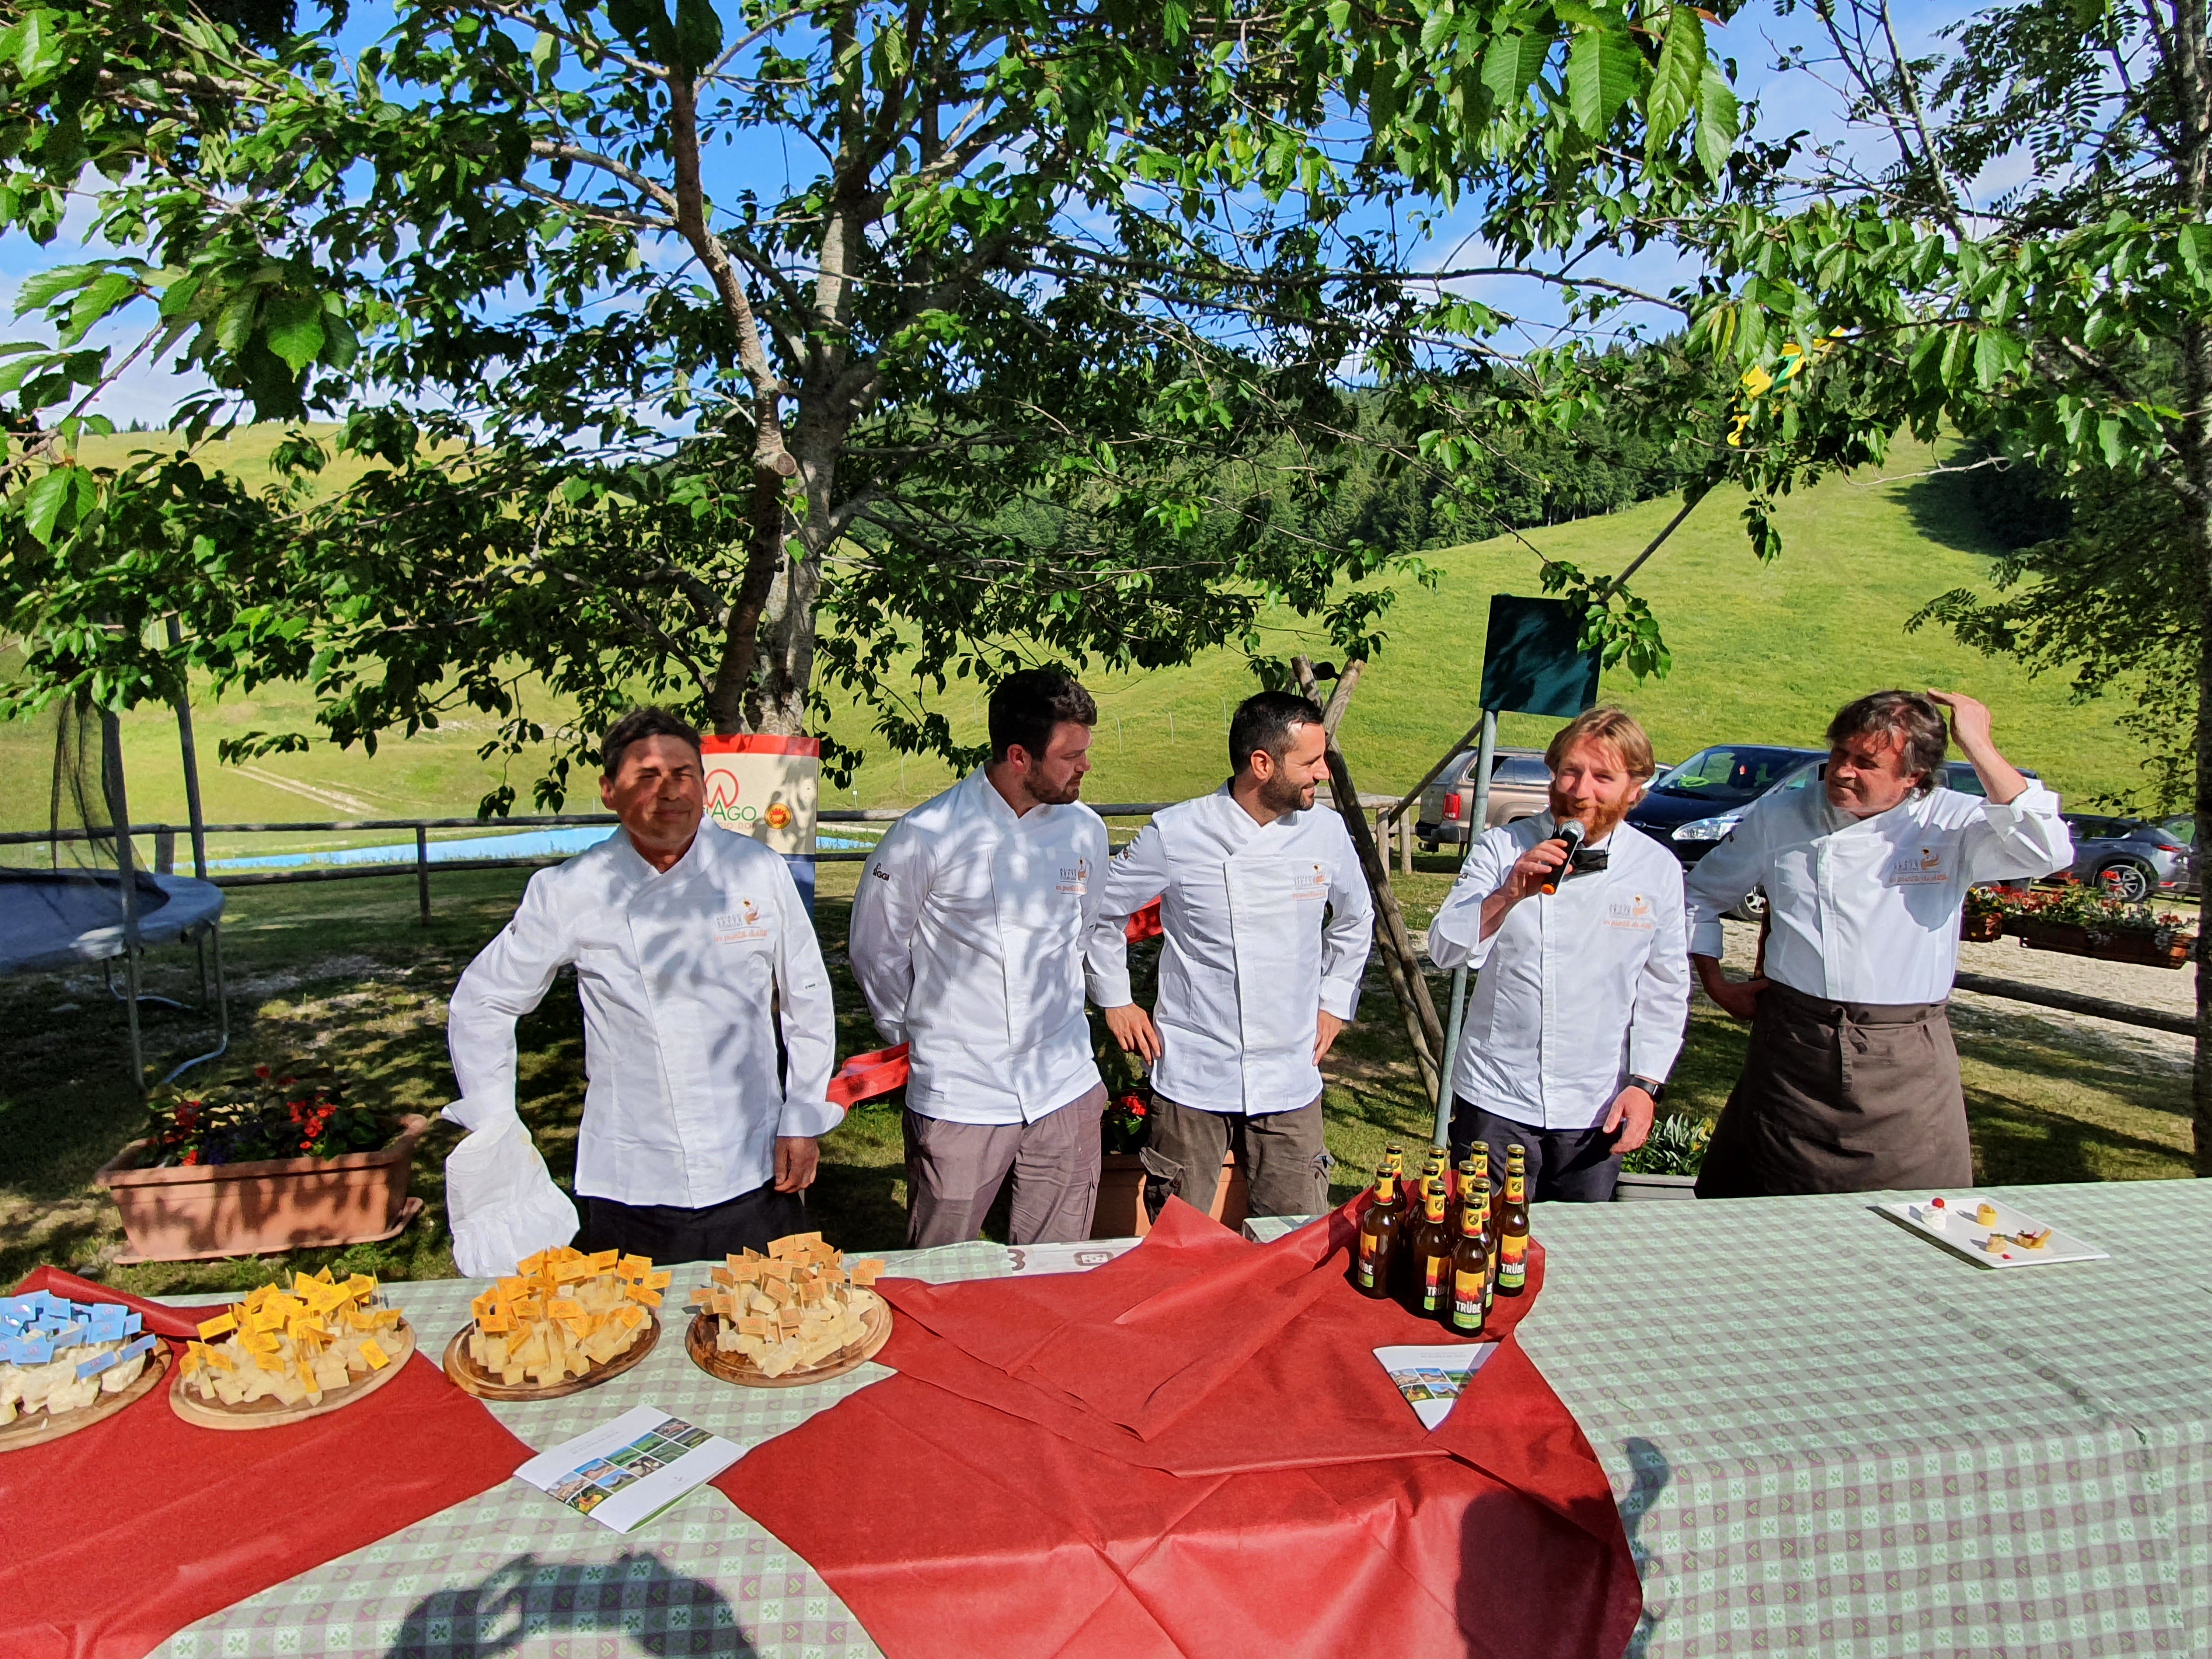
[1695,981,1972,1198]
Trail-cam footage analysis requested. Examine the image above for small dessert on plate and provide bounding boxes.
[1974,1202,1999,1226]
[1909,1197,1951,1231]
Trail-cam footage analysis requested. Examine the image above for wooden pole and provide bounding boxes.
[1295,657,1445,1103]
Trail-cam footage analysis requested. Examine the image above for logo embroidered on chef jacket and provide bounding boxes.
[1294,861,1328,900]
[1886,844,1950,885]
[1601,893,1655,930]
[1056,855,1090,895]
[713,898,770,943]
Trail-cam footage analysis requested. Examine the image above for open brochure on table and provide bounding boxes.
[514,1404,742,1533]
[1375,1342,1500,1430]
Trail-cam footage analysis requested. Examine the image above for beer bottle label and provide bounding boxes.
[1357,1235,1379,1290]
[1451,1271,1484,1330]
[1421,1253,1448,1310]
[1499,1235,1528,1290]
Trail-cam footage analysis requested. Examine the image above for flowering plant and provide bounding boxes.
[1620,1113,1711,1177]
[1103,1092,1151,1155]
[1962,883,2192,940]
[138,1066,394,1167]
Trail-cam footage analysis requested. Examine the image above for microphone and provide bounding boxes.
[1540,820,1586,895]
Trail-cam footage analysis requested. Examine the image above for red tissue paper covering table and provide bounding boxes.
[717,1198,1639,1659]
[0,1266,534,1659]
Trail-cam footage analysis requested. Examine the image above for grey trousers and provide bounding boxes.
[903,1082,1107,1249]
[1141,1093,1332,1222]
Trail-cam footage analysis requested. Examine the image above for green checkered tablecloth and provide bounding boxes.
[153,1239,1016,1659]
[1262,1180,2212,1657]
[156,1186,2212,1659]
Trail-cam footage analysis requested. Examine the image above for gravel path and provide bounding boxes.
[1405,916,2198,1075]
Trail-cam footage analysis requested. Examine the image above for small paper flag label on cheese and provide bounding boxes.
[197,1310,239,1339]
[360,1340,390,1370]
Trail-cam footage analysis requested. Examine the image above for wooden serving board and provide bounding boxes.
[169,1320,418,1431]
[441,1311,660,1402]
[0,1341,171,1454]
[685,1300,891,1389]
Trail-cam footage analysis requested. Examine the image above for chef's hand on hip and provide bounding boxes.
[774,1136,820,1193]
[1313,1010,1346,1064]
[1603,1085,1656,1154]
[1705,973,1769,1022]
[1103,1002,1162,1062]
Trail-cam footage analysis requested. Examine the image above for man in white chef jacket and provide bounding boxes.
[849,668,1111,1248]
[1429,707,1689,1203]
[1686,689,2072,1197]
[1087,691,1373,1220]
[445,708,840,1272]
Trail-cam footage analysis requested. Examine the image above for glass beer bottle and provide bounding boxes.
[1496,1145,1531,1297]
[1449,1180,1490,1335]
[1355,1166,1406,1298]
[1409,1177,1456,1319]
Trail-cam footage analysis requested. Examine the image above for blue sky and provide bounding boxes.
[2,0,2008,431]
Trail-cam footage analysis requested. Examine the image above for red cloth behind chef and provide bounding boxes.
[717,1200,1639,1659]
[0,1270,532,1659]
[826,1043,911,1110]
[1124,897,1163,943]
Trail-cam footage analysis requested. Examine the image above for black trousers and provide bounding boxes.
[1449,1099,1623,1203]
[581,1180,806,1262]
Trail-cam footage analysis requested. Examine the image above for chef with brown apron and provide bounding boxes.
[1685,690,2072,1197]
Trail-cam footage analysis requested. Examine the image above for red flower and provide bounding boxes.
[1130,1104,1147,1117]
[254,1065,271,1079]
[181,1151,199,1166]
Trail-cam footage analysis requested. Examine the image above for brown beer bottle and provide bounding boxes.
[1466,1145,1497,1318]
[1496,1145,1531,1297]
[1355,1166,1406,1298]
[1449,1176,1490,1335]
[1429,1143,1452,1205]
[1408,1177,1456,1319]
[1382,1143,1406,1179]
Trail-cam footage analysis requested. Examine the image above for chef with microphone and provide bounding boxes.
[1427,707,1691,1203]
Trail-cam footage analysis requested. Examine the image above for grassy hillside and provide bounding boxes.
[4,429,2140,859]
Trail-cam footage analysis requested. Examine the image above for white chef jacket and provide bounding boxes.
[848,769,1108,1125]
[1429,813,1690,1131]
[447,825,840,1208]
[1683,780,2073,1004]
[1085,786,1373,1115]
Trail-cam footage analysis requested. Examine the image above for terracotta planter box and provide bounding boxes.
[1613,1171,1698,1201]
[1093,1150,1247,1239]
[2003,917,2195,969]
[94,1114,430,1263]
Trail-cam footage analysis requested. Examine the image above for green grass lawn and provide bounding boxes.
[0,848,2188,1298]
[13,429,2151,868]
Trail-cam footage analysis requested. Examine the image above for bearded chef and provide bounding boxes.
[1686,689,2073,1197]
[849,668,1111,1248]
[1087,691,1374,1220]
[444,708,839,1274]
[1428,707,1690,1203]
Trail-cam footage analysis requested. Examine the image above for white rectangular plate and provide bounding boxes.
[1877,1193,2109,1269]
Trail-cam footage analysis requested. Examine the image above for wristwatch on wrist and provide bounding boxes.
[1628,1074,1668,1103]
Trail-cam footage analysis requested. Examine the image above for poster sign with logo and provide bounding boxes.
[699,734,820,910]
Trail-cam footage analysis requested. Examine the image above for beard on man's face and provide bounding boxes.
[1550,789,1630,843]
[1024,761,1085,806]
[1260,768,1316,814]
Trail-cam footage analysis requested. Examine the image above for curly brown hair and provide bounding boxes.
[1827,691,1949,793]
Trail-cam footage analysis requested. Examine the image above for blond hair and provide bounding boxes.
[1543,706,1655,781]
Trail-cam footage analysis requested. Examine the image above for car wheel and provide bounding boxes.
[1725,887,1768,924]
[2098,860,2155,903]
[1420,840,1437,854]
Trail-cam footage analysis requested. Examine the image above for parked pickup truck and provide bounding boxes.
[1415,747,1552,848]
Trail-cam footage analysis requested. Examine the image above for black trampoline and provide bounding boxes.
[4,688,231,1088]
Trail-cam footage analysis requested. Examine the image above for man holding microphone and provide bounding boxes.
[1428,707,1689,1202]
[1087,691,1373,1221]
[1686,689,2072,1196]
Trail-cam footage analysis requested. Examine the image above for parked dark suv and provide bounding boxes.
[1626,745,1826,866]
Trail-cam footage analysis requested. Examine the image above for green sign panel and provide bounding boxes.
[1478,595,1601,719]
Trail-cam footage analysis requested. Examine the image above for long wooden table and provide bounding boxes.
[151,1181,2209,1658]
